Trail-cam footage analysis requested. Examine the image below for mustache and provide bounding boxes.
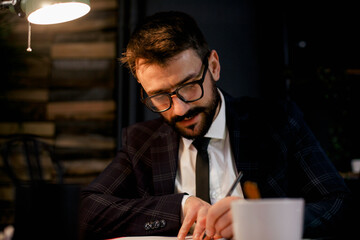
[171,107,205,123]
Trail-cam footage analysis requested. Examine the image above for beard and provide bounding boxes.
[163,80,220,139]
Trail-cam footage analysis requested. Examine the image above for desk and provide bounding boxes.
[108,236,339,240]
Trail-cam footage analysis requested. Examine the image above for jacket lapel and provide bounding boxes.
[151,123,180,195]
[224,92,260,184]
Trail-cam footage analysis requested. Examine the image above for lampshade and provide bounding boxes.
[22,0,91,25]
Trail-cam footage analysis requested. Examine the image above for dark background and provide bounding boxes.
[117,0,360,171]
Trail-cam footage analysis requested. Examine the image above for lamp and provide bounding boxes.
[1,0,91,51]
[25,0,91,25]
[1,0,91,25]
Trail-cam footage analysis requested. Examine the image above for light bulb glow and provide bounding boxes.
[28,2,90,25]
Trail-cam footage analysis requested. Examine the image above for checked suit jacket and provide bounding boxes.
[80,91,351,240]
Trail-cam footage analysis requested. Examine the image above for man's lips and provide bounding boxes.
[176,113,200,127]
[171,107,205,128]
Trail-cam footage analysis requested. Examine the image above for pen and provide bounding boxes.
[225,171,244,197]
[202,171,244,239]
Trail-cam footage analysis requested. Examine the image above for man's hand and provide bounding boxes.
[205,196,241,239]
[177,196,211,240]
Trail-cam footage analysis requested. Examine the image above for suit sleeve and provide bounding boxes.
[79,124,183,239]
[284,101,352,238]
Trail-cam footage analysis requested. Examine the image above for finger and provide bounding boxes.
[213,210,232,234]
[177,212,196,240]
[178,197,211,239]
[218,224,233,239]
[178,197,198,239]
[206,196,240,237]
[192,207,208,240]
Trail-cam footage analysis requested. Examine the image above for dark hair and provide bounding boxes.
[120,11,210,77]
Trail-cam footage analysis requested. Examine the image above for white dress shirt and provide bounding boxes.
[175,90,243,208]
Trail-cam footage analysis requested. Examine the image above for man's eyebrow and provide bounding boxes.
[147,69,202,96]
[176,72,200,87]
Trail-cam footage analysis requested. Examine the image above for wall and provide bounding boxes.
[0,0,118,228]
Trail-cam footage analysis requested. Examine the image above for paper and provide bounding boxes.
[108,235,313,240]
[108,236,193,240]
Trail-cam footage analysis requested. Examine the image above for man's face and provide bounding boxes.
[136,49,221,139]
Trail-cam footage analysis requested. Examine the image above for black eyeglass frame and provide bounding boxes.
[140,57,209,113]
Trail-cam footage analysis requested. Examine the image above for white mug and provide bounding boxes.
[351,159,360,173]
[231,198,304,240]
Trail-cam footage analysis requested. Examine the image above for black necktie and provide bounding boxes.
[193,137,211,203]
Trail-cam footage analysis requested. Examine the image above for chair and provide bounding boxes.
[0,133,64,186]
[0,134,80,240]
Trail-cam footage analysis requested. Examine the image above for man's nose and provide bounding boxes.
[171,95,190,116]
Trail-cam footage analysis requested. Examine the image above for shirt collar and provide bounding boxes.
[182,89,226,148]
[204,89,226,140]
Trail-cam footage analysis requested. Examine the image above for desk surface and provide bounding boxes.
[108,236,332,240]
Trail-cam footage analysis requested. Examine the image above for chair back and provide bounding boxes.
[0,134,63,186]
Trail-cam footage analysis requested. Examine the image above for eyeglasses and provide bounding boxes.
[141,58,209,113]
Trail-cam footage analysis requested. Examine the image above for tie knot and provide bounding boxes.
[192,137,211,151]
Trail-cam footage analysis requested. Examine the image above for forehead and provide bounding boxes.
[136,50,202,92]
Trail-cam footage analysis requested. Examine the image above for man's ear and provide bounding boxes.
[208,50,220,81]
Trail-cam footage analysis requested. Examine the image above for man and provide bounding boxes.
[80,11,351,240]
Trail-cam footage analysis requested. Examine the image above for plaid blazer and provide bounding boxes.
[80,91,351,239]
